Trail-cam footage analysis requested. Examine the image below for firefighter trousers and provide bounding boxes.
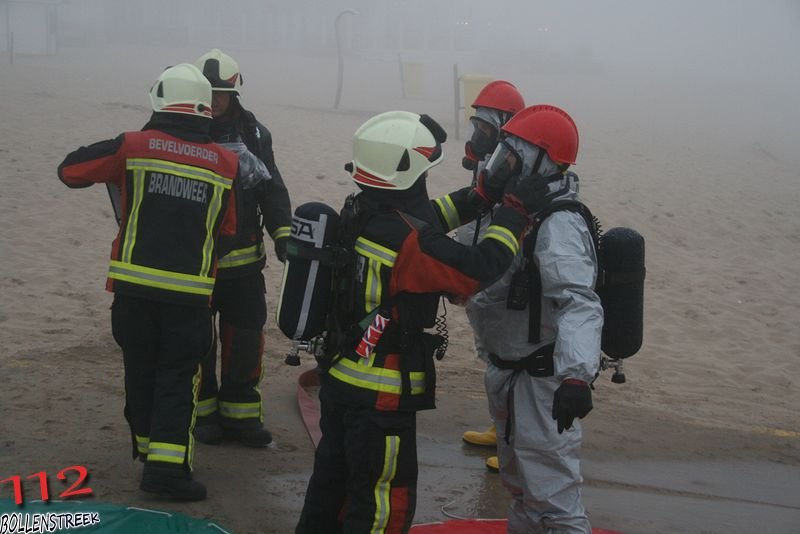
[111,294,211,470]
[199,272,266,429]
[296,391,418,534]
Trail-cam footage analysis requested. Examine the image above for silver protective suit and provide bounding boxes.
[466,171,603,534]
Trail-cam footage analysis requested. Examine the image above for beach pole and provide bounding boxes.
[453,64,460,140]
[334,9,358,109]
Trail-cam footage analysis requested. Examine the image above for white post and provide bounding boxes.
[334,9,358,109]
[453,64,460,140]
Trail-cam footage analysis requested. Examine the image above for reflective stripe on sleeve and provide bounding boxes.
[483,225,520,256]
[433,194,460,232]
[135,435,150,456]
[271,226,291,240]
[218,242,266,269]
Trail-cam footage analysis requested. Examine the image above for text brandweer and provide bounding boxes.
[148,173,208,204]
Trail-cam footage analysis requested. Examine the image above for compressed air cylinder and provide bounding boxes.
[598,227,646,359]
[277,202,340,341]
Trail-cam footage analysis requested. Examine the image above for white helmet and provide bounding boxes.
[148,63,212,119]
[194,48,243,94]
[347,111,446,190]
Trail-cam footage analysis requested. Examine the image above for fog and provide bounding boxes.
[2,3,800,531]
[3,0,797,162]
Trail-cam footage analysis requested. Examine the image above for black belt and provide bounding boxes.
[490,343,556,445]
[488,343,555,377]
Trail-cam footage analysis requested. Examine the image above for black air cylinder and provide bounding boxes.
[277,202,340,341]
[599,227,645,359]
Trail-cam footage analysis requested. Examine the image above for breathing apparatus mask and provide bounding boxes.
[463,107,508,170]
[503,135,569,204]
[472,134,568,210]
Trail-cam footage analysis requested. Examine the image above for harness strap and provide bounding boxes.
[523,201,600,343]
[488,343,555,444]
[488,343,555,377]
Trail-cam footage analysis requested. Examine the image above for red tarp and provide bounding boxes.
[410,519,622,533]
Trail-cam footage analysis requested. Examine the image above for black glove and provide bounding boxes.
[502,173,557,216]
[552,379,593,434]
[274,237,288,263]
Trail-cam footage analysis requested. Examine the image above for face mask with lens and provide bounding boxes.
[483,141,521,189]
[467,116,499,160]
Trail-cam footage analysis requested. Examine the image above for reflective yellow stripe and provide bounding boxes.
[355,237,397,267]
[200,183,224,276]
[271,226,291,240]
[355,238,395,313]
[434,194,460,232]
[196,397,218,418]
[364,258,382,314]
[410,372,426,395]
[219,401,262,420]
[148,442,186,465]
[127,158,232,189]
[108,260,215,296]
[121,169,146,263]
[371,435,400,533]
[188,365,200,470]
[135,435,150,455]
[484,225,520,255]
[218,242,266,269]
[254,356,265,424]
[330,357,403,394]
[329,357,426,396]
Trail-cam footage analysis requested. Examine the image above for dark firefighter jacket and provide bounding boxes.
[324,183,527,413]
[57,113,239,307]
[210,101,292,278]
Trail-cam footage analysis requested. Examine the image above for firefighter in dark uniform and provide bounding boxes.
[192,49,292,447]
[57,63,239,501]
[295,111,550,533]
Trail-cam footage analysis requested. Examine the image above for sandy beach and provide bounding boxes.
[1,42,799,533]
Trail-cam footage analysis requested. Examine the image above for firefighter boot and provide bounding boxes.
[486,456,499,473]
[462,424,497,447]
[223,425,273,448]
[193,414,224,445]
[140,463,207,501]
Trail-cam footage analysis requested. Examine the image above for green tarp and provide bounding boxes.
[0,499,229,533]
